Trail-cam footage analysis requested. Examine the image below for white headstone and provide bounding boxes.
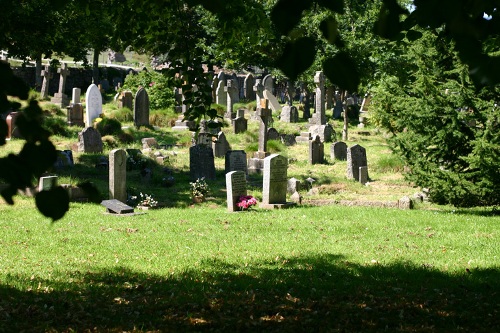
[85,84,102,127]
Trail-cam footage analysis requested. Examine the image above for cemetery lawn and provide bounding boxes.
[0,199,498,332]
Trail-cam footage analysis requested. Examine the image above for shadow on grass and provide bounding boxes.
[1,255,498,332]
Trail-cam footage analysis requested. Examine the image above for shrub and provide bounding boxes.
[102,135,118,148]
[43,116,67,136]
[96,117,122,136]
[121,70,174,110]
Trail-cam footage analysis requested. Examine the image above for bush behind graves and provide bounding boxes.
[121,70,174,110]
[95,117,123,136]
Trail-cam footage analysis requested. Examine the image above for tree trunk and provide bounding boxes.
[35,56,42,91]
[342,108,348,141]
[92,49,100,84]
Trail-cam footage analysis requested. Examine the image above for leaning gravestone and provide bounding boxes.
[190,144,216,180]
[261,154,294,209]
[78,127,103,153]
[309,135,324,165]
[347,144,367,180]
[263,89,281,112]
[101,199,134,214]
[85,84,102,127]
[225,150,247,174]
[109,149,127,203]
[134,87,150,127]
[226,171,247,212]
[331,142,347,160]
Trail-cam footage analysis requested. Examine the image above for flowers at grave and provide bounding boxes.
[237,195,257,211]
[137,192,158,208]
[190,177,209,198]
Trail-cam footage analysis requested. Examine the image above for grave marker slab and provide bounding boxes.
[38,175,58,192]
[101,199,134,214]
[331,142,347,160]
[85,84,102,127]
[78,127,103,153]
[309,135,324,164]
[347,144,367,180]
[109,149,127,203]
[40,65,52,100]
[212,131,231,158]
[261,154,294,209]
[190,144,216,180]
[225,150,247,174]
[134,87,150,127]
[226,171,247,212]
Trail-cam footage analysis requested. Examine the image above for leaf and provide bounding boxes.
[271,0,313,35]
[276,37,316,82]
[319,16,339,45]
[35,186,70,222]
[316,0,344,14]
[323,52,360,92]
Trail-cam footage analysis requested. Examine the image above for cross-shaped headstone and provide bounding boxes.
[253,79,264,107]
[40,65,53,99]
[313,71,326,125]
[57,63,70,95]
[254,99,272,159]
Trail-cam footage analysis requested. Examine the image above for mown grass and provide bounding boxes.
[0,201,498,332]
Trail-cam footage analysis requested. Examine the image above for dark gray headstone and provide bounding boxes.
[347,144,367,180]
[134,87,149,127]
[190,144,216,180]
[225,150,247,174]
[109,149,127,203]
[309,135,324,164]
[78,127,103,153]
[331,142,347,160]
[267,128,280,141]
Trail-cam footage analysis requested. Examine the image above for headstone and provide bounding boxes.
[232,109,248,134]
[248,99,272,174]
[359,166,368,185]
[40,65,53,100]
[134,87,149,127]
[189,144,216,180]
[280,134,296,146]
[212,131,231,158]
[309,135,324,164]
[267,128,279,141]
[262,74,274,93]
[310,124,335,143]
[78,127,103,153]
[398,196,413,210]
[302,87,311,119]
[347,144,367,180]
[5,112,22,139]
[196,120,212,146]
[230,73,240,103]
[263,89,281,112]
[295,131,312,144]
[217,71,226,83]
[211,76,219,103]
[119,91,133,110]
[244,73,255,100]
[85,84,102,127]
[331,142,347,160]
[333,99,343,119]
[67,104,85,127]
[326,86,334,109]
[38,175,58,192]
[280,105,299,123]
[141,137,158,149]
[172,114,196,131]
[109,149,127,203]
[310,71,326,125]
[50,63,70,107]
[54,150,74,169]
[216,80,227,106]
[72,88,81,105]
[253,79,264,107]
[287,177,301,194]
[226,171,247,212]
[225,150,247,174]
[100,79,110,92]
[101,199,134,214]
[261,154,293,209]
[224,79,238,118]
[290,191,302,204]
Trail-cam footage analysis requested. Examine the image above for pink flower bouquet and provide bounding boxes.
[237,195,257,211]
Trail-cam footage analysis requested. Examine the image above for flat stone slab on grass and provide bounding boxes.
[101,199,135,214]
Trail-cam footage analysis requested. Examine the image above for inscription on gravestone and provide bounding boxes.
[262,154,288,205]
[226,171,247,212]
[225,150,247,174]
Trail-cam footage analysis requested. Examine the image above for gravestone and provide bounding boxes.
[141,137,158,149]
[224,79,238,118]
[261,154,294,209]
[263,89,281,112]
[109,149,127,203]
[190,144,216,180]
[280,134,296,146]
[78,127,103,153]
[196,120,212,146]
[309,135,324,164]
[287,177,301,194]
[54,150,74,169]
[50,63,70,107]
[331,142,347,160]
[72,88,81,104]
[134,87,150,127]
[211,76,219,103]
[67,90,84,127]
[333,99,343,119]
[326,86,334,109]
[226,171,247,212]
[267,128,279,141]
[40,65,52,100]
[302,86,311,119]
[295,131,312,144]
[5,112,22,139]
[216,80,226,106]
[244,73,255,100]
[229,73,240,103]
[225,150,247,174]
[100,79,110,92]
[38,175,58,192]
[232,109,248,134]
[347,144,367,180]
[359,166,368,185]
[212,131,231,158]
[253,79,264,107]
[217,71,226,83]
[172,114,196,131]
[85,84,102,127]
[280,105,299,123]
[101,199,134,214]
[248,99,272,174]
[119,91,133,110]
[310,124,334,143]
[262,74,274,93]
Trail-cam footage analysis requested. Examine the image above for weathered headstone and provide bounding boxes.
[216,80,227,106]
[211,76,219,103]
[38,175,58,192]
[253,79,264,107]
[263,89,281,112]
[101,199,134,214]
[134,87,150,127]
[224,79,238,119]
[280,105,299,123]
[72,88,81,105]
[212,131,231,158]
[5,112,22,139]
[40,65,52,100]
[141,137,158,149]
[248,99,272,174]
[261,154,294,209]
[359,166,368,185]
[50,63,70,107]
[109,149,127,203]
[280,134,297,146]
[196,120,212,146]
[118,91,133,110]
[78,127,103,153]
[232,109,248,134]
[309,135,324,164]
[85,84,102,127]
[347,144,367,180]
[226,171,247,212]
[287,177,301,194]
[225,150,247,174]
[267,127,280,141]
[331,142,347,160]
[310,71,326,125]
[172,114,196,131]
[244,73,255,100]
[262,74,274,93]
[54,150,74,169]
[190,144,216,180]
[67,103,84,127]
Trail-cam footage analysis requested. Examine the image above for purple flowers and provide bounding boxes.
[237,195,257,210]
